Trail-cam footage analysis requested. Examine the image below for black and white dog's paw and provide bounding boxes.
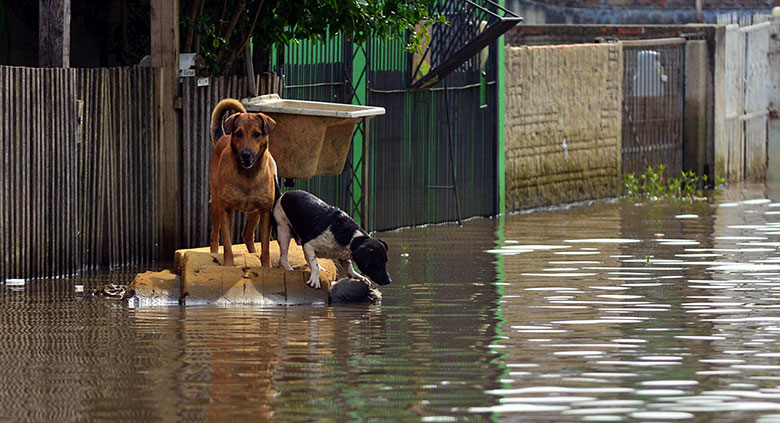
[305,274,322,290]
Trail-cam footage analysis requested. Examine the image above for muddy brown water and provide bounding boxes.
[4,184,780,422]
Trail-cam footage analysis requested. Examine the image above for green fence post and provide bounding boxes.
[496,7,507,216]
[350,42,367,227]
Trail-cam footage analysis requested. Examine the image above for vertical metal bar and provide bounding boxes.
[443,77,462,226]
[361,116,370,231]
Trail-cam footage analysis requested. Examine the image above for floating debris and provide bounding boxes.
[92,283,134,300]
[329,278,382,304]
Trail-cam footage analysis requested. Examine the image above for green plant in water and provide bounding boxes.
[399,243,410,258]
[623,165,722,201]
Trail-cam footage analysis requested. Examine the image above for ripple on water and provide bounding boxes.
[630,411,695,419]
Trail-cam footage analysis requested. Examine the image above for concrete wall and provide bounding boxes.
[684,40,714,178]
[504,43,622,211]
[508,24,721,181]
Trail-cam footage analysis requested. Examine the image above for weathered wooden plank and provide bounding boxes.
[151,0,181,258]
[38,0,70,68]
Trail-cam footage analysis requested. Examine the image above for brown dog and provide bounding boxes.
[209,98,277,267]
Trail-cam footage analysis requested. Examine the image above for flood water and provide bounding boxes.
[4,184,780,422]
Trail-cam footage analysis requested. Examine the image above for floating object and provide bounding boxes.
[243,94,385,178]
[93,283,129,299]
[74,285,84,293]
[122,243,380,306]
[330,278,382,304]
[4,279,25,286]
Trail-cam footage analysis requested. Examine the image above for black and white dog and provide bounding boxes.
[273,190,392,289]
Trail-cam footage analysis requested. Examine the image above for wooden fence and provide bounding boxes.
[0,66,157,281]
[715,18,771,181]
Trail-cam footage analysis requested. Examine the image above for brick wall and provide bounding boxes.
[504,44,622,210]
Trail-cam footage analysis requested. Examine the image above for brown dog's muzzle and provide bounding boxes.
[238,149,257,169]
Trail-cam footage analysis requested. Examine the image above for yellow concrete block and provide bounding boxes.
[175,244,335,305]
[174,242,337,277]
[128,270,181,306]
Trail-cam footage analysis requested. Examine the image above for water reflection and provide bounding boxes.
[0,222,503,422]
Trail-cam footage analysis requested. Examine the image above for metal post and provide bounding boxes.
[361,116,370,231]
[443,77,463,226]
[245,42,257,96]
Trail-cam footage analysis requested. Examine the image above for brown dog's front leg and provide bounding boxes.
[243,210,260,254]
[222,209,235,266]
[259,212,272,267]
[210,204,223,255]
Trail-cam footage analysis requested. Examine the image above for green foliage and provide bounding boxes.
[264,0,444,52]
[182,0,444,75]
[623,165,723,201]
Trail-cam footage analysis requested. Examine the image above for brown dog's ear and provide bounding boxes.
[224,113,240,135]
[259,114,276,136]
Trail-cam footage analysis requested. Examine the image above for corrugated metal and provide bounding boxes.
[0,67,79,280]
[621,40,685,176]
[76,67,159,270]
[180,74,283,248]
[368,39,497,230]
[0,66,157,281]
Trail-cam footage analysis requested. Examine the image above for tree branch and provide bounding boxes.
[222,0,265,74]
[184,0,205,52]
[216,0,247,64]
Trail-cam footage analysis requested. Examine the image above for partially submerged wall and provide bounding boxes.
[504,43,622,211]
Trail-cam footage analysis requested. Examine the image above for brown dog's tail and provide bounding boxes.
[210,98,246,145]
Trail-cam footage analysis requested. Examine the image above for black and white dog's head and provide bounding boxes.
[352,237,392,286]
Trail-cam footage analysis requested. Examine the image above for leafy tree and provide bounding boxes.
[181,0,442,75]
